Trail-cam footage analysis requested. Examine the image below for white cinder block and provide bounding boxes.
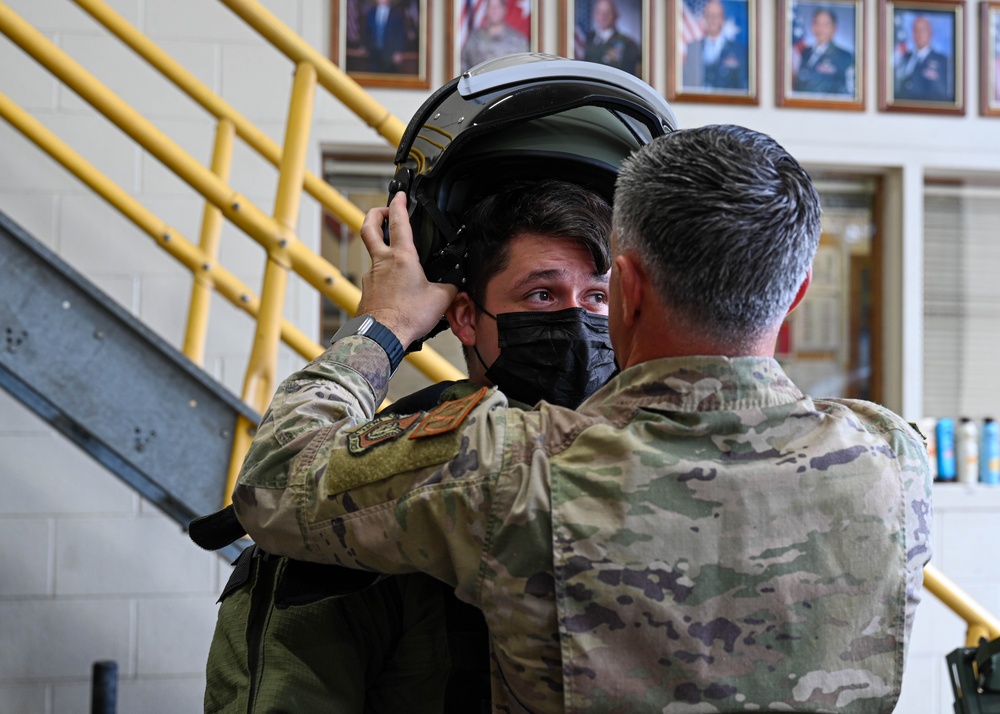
[0,123,91,194]
[55,515,215,595]
[0,519,51,597]
[940,508,1000,580]
[52,681,90,714]
[58,195,166,275]
[0,599,131,680]
[0,193,57,252]
[138,273,197,349]
[217,216,273,287]
[4,0,138,32]
[114,676,206,714]
[300,0,327,50]
[896,653,938,714]
[136,598,217,675]
[42,113,139,193]
[220,44,299,124]
[0,434,137,515]
[0,685,48,714]
[908,592,966,656]
[0,37,58,110]
[137,118,217,198]
[227,138,281,204]
[58,34,207,122]
[0,389,50,434]
[144,0,257,43]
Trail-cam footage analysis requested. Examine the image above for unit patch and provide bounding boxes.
[347,412,422,454]
[409,386,487,440]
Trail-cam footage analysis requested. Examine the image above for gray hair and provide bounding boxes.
[613,124,821,344]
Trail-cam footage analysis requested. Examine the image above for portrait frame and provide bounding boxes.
[980,2,1000,116]
[777,0,865,110]
[878,0,965,115]
[666,0,759,105]
[330,0,431,89]
[558,0,651,82]
[447,0,541,79]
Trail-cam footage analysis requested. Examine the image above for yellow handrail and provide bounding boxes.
[70,0,369,233]
[0,89,320,359]
[924,563,1000,647]
[0,0,463,510]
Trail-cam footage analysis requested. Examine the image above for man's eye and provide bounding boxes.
[591,293,608,304]
[528,290,552,302]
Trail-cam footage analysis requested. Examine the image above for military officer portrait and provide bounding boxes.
[788,2,858,100]
[891,8,958,105]
[574,0,645,79]
[677,0,754,99]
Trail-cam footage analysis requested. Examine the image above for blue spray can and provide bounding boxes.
[936,417,956,482]
[980,417,1000,485]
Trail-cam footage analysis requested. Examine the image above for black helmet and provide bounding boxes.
[388,52,678,286]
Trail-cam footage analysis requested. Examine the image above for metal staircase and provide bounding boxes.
[0,208,255,560]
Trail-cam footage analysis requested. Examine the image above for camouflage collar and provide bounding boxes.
[581,356,805,413]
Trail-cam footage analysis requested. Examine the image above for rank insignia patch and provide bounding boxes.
[409,386,487,440]
[347,412,422,454]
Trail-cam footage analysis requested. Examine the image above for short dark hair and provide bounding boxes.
[461,179,612,307]
[812,8,837,26]
[613,125,821,345]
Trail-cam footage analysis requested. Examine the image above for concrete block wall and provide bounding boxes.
[1,0,1000,712]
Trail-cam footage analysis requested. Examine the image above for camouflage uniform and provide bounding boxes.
[205,381,498,714]
[234,336,934,714]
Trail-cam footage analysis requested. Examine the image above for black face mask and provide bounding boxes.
[473,306,618,409]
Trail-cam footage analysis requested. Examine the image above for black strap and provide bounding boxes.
[976,637,1000,691]
[189,504,246,551]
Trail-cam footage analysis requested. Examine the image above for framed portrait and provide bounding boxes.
[559,0,650,82]
[331,0,431,89]
[981,2,1000,116]
[777,0,865,110]
[879,0,965,115]
[667,0,759,104]
[447,0,540,79]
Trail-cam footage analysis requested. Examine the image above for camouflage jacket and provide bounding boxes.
[234,336,933,714]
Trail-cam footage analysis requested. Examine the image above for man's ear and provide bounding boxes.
[787,269,812,315]
[615,253,643,328]
[445,292,478,347]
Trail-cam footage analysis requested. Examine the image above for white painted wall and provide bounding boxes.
[0,0,998,711]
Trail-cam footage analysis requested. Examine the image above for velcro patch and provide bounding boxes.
[347,412,422,455]
[409,386,487,440]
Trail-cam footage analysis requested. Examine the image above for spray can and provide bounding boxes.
[936,417,956,482]
[918,417,938,481]
[957,417,979,484]
[980,417,1000,485]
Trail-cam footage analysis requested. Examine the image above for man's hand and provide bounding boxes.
[357,192,458,349]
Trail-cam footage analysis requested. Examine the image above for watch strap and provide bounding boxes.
[362,319,405,374]
[331,314,405,374]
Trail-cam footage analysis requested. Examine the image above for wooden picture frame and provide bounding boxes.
[777,0,865,110]
[666,0,759,104]
[879,0,965,115]
[981,1,1000,116]
[447,0,540,80]
[331,0,431,89]
[558,0,650,81]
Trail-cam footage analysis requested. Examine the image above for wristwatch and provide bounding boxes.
[330,314,405,374]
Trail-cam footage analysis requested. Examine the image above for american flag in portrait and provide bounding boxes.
[459,0,532,52]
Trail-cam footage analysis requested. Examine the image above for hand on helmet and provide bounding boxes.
[357,192,458,349]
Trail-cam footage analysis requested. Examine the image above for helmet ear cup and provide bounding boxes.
[391,52,676,292]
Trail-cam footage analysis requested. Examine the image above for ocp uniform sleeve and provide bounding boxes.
[233,335,514,600]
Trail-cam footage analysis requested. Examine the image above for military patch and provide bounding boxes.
[409,386,487,440]
[347,412,422,454]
